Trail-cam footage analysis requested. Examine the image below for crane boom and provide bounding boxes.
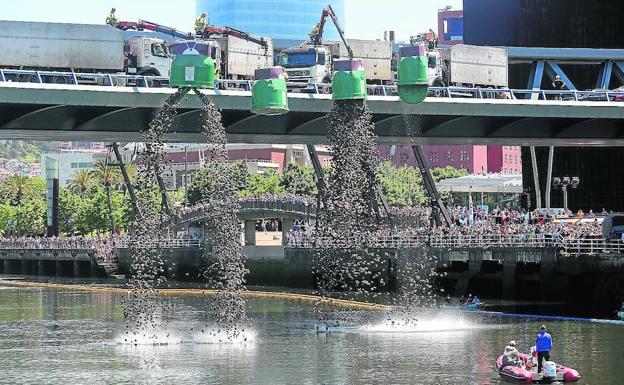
[115,20,267,49]
[309,5,353,59]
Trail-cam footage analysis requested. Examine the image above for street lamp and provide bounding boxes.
[552,177,580,211]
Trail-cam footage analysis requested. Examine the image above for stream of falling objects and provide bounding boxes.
[123,90,248,343]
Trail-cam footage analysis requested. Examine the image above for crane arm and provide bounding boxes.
[203,25,268,48]
[308,5,352,59]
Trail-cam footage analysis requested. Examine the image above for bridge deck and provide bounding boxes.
[1,83,623,145]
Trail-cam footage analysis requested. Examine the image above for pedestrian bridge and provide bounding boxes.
[177,199,317,227]
[1,82,624,146]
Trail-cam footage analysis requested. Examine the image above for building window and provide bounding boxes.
[447,151,453,161]
[78,162,94,168]
[429,152,438,163]
[460,151,469,161]
[71,163,78,169]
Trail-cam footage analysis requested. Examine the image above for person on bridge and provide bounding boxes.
[195,13,207,36]
[536,325,553,374]
[106,8,118,27]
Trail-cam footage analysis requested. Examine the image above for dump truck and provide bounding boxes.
[0,20,171,83]
[435,44,509,88]
[118,20,273,84]
[279,5,393,88]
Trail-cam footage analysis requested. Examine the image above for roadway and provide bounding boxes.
[1,82,623,145]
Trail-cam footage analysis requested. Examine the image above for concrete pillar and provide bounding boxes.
[73,261,81,278]
[55,260,64,277]
[244,220,256,246]
[282,218,295,246]
[3,260,9,274]
[502,253,518,299]
[90,260,99,278]
[38,260,46,276]
[455,260,481,297]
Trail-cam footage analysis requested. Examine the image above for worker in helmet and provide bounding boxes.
[195,12,207,36]
[106,8,118,27]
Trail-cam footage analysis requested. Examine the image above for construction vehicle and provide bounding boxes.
[279,5,392,89]
[0,20,171,83]
[118,20,273,85]
[409,33,509,89]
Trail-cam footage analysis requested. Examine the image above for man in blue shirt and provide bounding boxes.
[536,325,553,373]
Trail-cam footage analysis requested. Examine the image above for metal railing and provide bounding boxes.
[2,68,624,103]
[559,238,624,256]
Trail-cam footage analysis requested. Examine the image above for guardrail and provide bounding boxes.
[2,68,623,102]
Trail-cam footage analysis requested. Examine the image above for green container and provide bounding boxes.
[169,41,217,89]
[252,67,289,116]
[170,54,215,89]
[332,59,367,101]
[397,45,429,104]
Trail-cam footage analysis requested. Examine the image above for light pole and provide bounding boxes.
[552,177,580,211]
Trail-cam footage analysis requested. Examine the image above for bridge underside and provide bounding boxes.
[1,83,624,145]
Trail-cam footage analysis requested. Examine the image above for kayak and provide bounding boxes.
[496,353,580,383]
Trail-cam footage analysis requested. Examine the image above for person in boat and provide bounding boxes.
[502,340,521,367]
[536,325,553,374]
[459,295,466,305]
[471,296,481,306]
[465,294,473,305]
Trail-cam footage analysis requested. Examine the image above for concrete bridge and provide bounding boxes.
[177,199,316,246]
[2,82,624,146]
[0,248,115,277]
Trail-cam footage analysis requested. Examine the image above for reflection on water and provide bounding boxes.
[0,284,623,384]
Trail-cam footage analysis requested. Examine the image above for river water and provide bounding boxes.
[0,282,622,384]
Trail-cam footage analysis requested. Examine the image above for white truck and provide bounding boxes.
[428,44,509,88]
[279,39,393,87]
[211,35,274,81]
[0,20,171,83]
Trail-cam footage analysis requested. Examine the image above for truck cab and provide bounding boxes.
[126,36,171,77]
[279,45,332,85]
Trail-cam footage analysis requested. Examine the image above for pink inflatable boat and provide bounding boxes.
[496,352,581,383]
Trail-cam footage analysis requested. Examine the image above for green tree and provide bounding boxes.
[14,198,46,235]
[281,164,317,197]
[187,161,249,205]
[378,162,425,207]
[0,175,42,205]
[431,166,469,182]
[0,203,16,235]
[242,169,286,196]
[67,169,95,195]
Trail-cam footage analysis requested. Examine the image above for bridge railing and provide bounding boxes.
[3,68,624,103]
[559,238,624,256]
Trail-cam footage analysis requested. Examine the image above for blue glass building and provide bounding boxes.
[196,0,345,41]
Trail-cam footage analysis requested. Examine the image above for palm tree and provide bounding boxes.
[0,175,35,205]
[91,161,122,234]
[67,170,94,195]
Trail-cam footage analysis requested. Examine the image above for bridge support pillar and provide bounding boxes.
[90,260,99,278]
[55,260,64,277]
[502,257,517,299]
[3,259,10,274]
[455,258,481,296]
[539,249,565,301]
[21,259,33,275]
[73,260,81,278]
[244,220,256,246]
[282,219,295,246]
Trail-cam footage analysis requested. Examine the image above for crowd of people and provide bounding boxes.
[0,236,121,262]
